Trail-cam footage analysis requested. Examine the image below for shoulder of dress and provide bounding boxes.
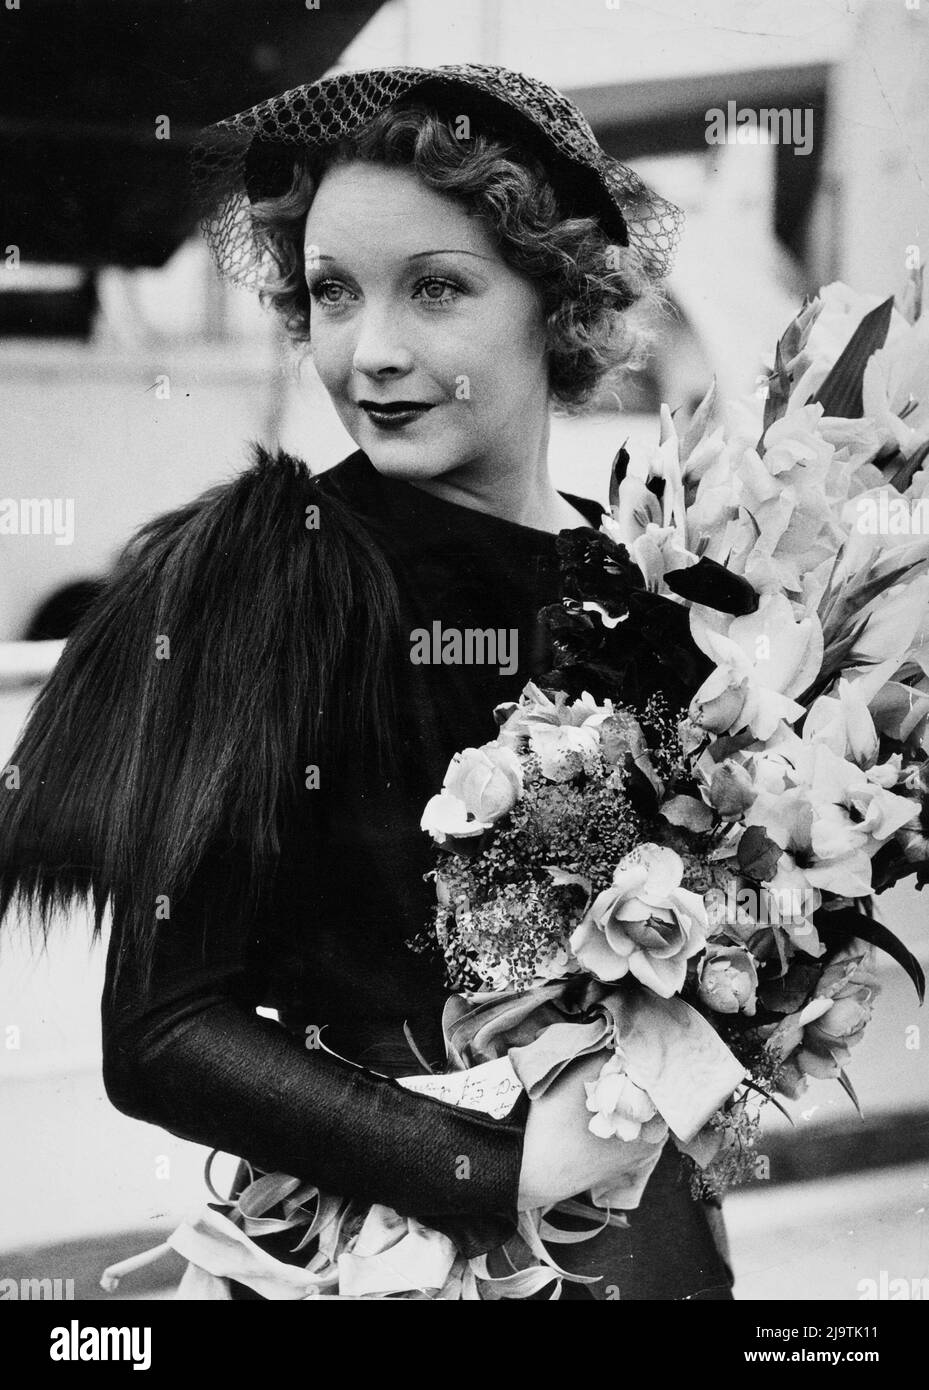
[307,448,375,510]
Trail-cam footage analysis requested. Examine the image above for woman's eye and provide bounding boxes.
[309,280,353,308]
[413,277,462,308]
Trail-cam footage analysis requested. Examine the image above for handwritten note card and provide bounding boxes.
[398,1056,524,1120]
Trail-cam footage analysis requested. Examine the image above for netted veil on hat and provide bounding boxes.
[190,64,684,290]
[190,63,681,289]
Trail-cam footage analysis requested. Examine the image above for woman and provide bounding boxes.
[0,64,732,1299]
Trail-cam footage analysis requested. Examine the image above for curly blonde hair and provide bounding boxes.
[248,103,663,412]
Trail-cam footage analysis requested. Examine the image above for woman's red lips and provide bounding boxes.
[358,400,438,429]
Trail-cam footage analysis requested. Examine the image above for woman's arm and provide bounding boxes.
[101,844,527,1257]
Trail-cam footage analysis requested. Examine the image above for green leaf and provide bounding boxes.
[608,443,630,512]
[762,340,791,436]
[888,437,929,493]
[873,446,908,485]
[837,1068,864,1119]
[742,1077,795,1126]
[737,824,783,880]
[659,794,715,832]
[809,296,895,418]
[758,960,823,1014]
[817,905,926,1003]
[681,378,718,462]
[237,1172,303,1219]
[758,295,823,444]
[782,294,822,359]
[847,559,924,612]
[815,549,847,625]
[807,617,872,693]
[819,561,924,652]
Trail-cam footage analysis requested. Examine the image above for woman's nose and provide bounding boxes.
[350,306,415,380]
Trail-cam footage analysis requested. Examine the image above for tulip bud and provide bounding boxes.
[707,759,756,818]
[697,945,758,1015]
[810,990,870,1043]
[689,670,750,735]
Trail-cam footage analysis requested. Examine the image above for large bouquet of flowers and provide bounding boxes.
[103,279,929,1299]
[413,277,929,1209]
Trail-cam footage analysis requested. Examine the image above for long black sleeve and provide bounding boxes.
[101,844,526,1258]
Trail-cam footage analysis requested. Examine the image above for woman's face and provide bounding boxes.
[302,162,551,489]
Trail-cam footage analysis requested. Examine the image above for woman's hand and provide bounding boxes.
[517,1051,666,1212]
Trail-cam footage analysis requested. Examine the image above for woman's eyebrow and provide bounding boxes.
[407,249,495,262]
[303,249,497,267]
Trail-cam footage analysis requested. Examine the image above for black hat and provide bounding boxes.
[190,63,683,289]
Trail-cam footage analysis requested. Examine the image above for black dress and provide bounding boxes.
[101,448,734,1300]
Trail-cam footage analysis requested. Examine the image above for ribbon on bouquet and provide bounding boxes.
[100,1162,465,1301]
[103,1204,460,1301]
[100,1166,609,1300]
[442,978,747,1146]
